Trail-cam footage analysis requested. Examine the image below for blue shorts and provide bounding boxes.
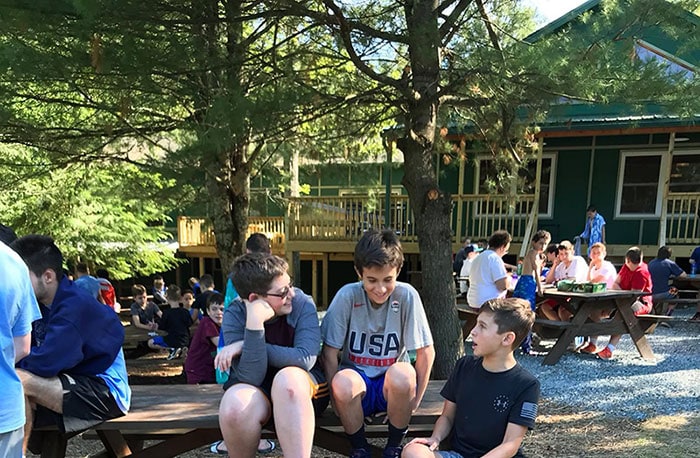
[512,275,537,311]
[150,335,168,348]
[350,368,387,417]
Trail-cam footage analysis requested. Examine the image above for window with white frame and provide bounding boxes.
[476,154,556,217]
[616,150,700,217]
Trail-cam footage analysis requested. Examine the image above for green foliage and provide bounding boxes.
[0,144,180,278]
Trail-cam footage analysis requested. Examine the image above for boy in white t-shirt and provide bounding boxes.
[321,229,435,458]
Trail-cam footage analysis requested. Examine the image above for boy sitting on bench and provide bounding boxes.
[402,298,540,458]
[215,253,328,457]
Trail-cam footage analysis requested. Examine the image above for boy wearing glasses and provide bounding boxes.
[321,229,435,458]
[215,253,328,458]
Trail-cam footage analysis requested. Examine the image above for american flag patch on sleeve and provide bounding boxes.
[520,402,538,420]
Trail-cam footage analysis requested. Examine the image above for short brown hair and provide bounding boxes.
[590,242,606,253]
[558,240,574,252]
[625,246,643,264]
[166,284,181,301]
[353,229,403,275]
[488,230,512,250]
[230,253,289,299]
[132,284,147,296]
[480,298,534,349]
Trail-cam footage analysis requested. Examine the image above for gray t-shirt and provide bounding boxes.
[321,281,433,378]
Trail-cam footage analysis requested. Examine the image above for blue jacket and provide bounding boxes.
[19,276,124,378]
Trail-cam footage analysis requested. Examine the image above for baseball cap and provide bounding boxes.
[465,244,483,254]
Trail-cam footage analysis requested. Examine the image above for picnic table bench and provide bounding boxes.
[38,381,446,458]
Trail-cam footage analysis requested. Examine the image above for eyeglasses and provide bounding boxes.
[260,281,294,299]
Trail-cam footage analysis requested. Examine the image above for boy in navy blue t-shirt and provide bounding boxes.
[402,298,539,458]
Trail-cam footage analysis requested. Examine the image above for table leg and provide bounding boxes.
[96,430,133,458]
[542,300,589,366]
[615,298,655,361]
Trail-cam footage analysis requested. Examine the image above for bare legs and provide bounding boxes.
[331,363,417,435]
[17,369,64,454]
[218,366,316,458]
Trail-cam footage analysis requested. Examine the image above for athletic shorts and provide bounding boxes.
[33,373,124,433]
[0,427,23,458]
[151,335,168,348]
[350,368,387,417]
[224,365,330,418]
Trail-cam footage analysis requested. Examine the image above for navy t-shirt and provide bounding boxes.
[648,258,684,295]
[441,356,540,457]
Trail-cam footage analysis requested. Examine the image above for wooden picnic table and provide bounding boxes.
[538,289,657,366]
[122,324,166,349]
[39,382,446,458]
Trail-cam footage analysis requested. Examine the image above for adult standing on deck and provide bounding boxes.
[467,230,512,310]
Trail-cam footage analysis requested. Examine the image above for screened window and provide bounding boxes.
[617,154,662,215]
[669,153,700,193]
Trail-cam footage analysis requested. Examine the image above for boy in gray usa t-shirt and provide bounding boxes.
[321,229,434,458]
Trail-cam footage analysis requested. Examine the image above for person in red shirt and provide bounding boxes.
[597,247,652,360]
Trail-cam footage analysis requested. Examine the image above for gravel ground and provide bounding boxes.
[515,306,700,421]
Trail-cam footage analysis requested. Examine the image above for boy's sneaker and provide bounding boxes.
[579,342,599,354]
[597,346,613,360]
[350,448,371,458]
[382,446,403,458]
[689,312,700,323]
[167,348,181,360]
[568,336,587,351]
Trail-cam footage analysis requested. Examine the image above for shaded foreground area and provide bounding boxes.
[29,349,698,457]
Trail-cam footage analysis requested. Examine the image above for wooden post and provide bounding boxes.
[520,137,544,258]
[658,132,676,247]
[383,137,393,229]
[292,251,301,287]
[322,253,329,308]
[311,256,318,306]
[456,137,466,244]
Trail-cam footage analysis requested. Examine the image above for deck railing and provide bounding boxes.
[177,216,285,252]
[665,192,700,244]
[287,193,535,243]
[178,192,700,253]
[178,194,537,250]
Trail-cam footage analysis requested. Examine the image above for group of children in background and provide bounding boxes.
[129,281,224,381]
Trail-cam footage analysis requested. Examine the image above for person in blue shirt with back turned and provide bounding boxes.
[0,231,42,458]
[10,235,130,456]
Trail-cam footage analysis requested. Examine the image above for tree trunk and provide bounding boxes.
[206,147,250,275]
[199,0,251,276]
[396,0,464,379]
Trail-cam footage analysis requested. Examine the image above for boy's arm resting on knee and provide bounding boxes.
[412,345,435,411]
[214,341,244,372]
[481,423,527,458]
[408,400,456,450]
